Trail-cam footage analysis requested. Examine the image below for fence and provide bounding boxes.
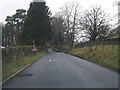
[75,38,120,48]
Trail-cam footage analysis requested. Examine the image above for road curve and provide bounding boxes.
[3,49,118,88]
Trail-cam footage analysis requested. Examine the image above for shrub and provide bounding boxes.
[2,46,40,64]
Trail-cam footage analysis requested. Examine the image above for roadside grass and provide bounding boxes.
[110,35,120,39]
[69,45,119,72]
[62,45,70,49]
[2,52,46,81]
[52,45,70,53]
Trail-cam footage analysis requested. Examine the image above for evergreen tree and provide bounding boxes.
[3,9,26,47]
[22,1,52,48]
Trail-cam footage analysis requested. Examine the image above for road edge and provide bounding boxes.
[1,53,46,85]
[2,63,31,84]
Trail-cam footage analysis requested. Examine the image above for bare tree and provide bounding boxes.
[79,6,111,41]
[59,2,80,48]
[51,16,65,48]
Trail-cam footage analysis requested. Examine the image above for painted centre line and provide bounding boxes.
[48,60,56,62]
[49,60,52,62]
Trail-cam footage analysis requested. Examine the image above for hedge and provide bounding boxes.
[2,46,40,64]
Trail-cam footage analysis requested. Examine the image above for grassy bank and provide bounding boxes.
[2,52,45,81]
[69,45,119,72]
[54,45,119,72]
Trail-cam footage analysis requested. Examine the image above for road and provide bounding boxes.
[3,49,118,88]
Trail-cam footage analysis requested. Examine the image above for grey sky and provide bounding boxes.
[0,0,119,25]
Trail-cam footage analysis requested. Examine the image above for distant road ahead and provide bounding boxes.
[3,49,118,88]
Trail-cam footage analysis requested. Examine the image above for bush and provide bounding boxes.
[2,46,40,64]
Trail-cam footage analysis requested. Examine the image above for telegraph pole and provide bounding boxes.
[33,41,35,46]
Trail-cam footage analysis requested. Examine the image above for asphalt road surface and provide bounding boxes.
[3,49,118,88]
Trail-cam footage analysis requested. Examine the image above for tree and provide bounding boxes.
[79,6,110,41]
[51,17,65,48]
[108,25,120,38]
[22,1,52,48]
[13,9,27,45]
[0,22,4,46]
[3,9,27,47]
[59,2,80,48]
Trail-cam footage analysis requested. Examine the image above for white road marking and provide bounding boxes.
[49,60,52,62]
[48,60,56,62]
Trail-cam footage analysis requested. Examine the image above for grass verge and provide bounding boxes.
[2,52,46,81]
[54,45,119,72]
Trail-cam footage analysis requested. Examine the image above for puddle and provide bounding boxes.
[18,74,33,77]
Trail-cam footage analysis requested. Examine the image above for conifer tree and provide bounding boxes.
[22,1,52,48]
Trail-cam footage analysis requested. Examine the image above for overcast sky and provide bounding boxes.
[0,0,119,24]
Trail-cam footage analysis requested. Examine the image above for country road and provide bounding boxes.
[3,49,118,88]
